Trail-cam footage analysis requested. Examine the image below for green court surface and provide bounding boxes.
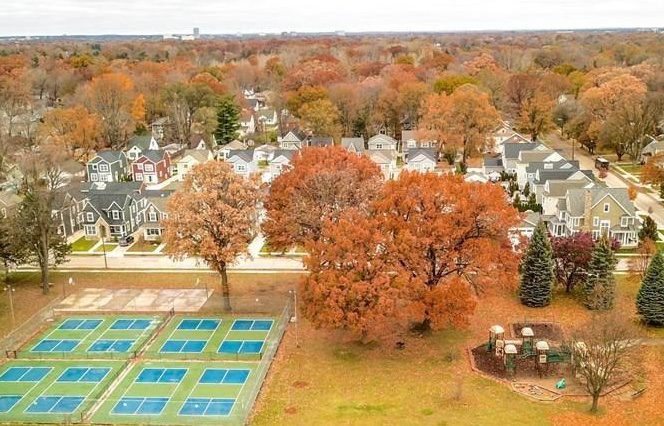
[0,359,125,424]
[144,316,277,361]
[17,315,165,360]
[91,360,259,425]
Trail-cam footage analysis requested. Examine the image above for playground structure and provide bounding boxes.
[486,322,571,378]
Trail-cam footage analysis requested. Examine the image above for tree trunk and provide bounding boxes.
[41,260,49,295]
[590,393,599,413]
[219,264,232,312]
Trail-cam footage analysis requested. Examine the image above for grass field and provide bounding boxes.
[70,237,98,252]
[0,359,125,424]
[127,240,160,252]
[94,243,118,253]
[17,315,164,360]
[145,315,277,361]
[91,360,261,425]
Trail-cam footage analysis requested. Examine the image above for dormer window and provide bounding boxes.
[149,211,157,222]
[136,163,143,170]
[603,203,610,213]
[86,212,94,222]
[621,217,628,227]
[144,164,154,172]
[376,144,383,150]
[99,164,109,172]
[111,210,119,220]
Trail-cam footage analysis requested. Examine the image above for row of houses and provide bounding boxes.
[484,124,640,247]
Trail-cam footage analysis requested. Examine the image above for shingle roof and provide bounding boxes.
[408,148,437,163]
[179,149,211,163]
[139,150,167,163]
[271,150,296,162]
[341,137,365,153]
[566,188,635,217]
[228,149,255,163]
[502,143,539,160]
[309,136,334,147]
[518,150,557,163]
[82,181,143,195]
[90,150,125,164]
[128,135,154,151]
[368,134,398,146]
[483,155,503,168]
[526,160,579,173]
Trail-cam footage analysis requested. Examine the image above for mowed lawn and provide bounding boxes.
[252,274,664,426]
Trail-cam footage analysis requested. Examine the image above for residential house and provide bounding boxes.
[253,144,278,163]
[509,211,541,245]
[368,134,398,151]
[309,136,334,148]
[366,150,399,180]
[141,191,170,242]
[405,148,437,173]
[58,159,86,184]
[640,136,664,163]
[548,188,639,247]
[501,142,545,174]
[341,137,365,154]
[86,151,129,183]
[538,178,595,215]
[53,181,86,238]
[278,129,308,150]
[514,149,565,187]
[132,150,172,184]
[172,149,214,180]
[78,182,146,240]
[401,130,436,155]
[0,190,21,218]
[126,135,159,161]
[268,150,296,181]
[188,134,210,150]
[465,171,490,183]
[257,109,278,130]
[150,117,171,142]
[483,155,504,176]
[217,140,247,160]
[239,110,256,136]
[227,150,258,177]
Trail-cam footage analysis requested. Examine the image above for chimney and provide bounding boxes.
[582,189,593,232]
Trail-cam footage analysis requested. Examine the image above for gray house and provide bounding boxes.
[79,182,146,240]
[86,151,129,183]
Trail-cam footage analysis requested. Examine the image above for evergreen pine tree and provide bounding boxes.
[636,251,664,326]
[639,215,659,242]
[519,223,554,307]
[523,182,530,197]
[214,95,241,144]
[584,237,617,310]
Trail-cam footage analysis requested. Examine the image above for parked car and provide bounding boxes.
[118,235,135,247]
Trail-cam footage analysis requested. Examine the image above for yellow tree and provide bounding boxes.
[517,91,554,141]
[419,84,499,165]
[39,106,101,161]
[163,162,259,310]
[298,98,341,137]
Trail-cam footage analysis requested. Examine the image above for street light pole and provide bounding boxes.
[4,283,15,326]
[289,289,299,348]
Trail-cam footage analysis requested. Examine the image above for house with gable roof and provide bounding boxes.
[78,182,146,240]
[367,134,398,151]
[172,149,214,180]
[227,150,258,177]
[132,150,172,184]
[548,187,639,247]
[341,137,365,154]
[126,135,159,161]
[86,151,129,183]
[278,129,308,150]
[405,148,437,173]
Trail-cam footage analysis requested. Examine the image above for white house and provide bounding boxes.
[126,135,159,161]
[368,134,398,151]
[405,148,436,173]
[268,150,296,181]
[217,140,247,160]
[172,149,213,180]
[366,150,399,180]
[341,137,365,154]
[227,150,258,177]
[278,129,308,150]
[239,110,256,136]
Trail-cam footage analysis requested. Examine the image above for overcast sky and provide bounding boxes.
[2,0,663,36]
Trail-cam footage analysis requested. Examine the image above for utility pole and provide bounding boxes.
[289,289,299,348]
[100,228,108,269]
[4,283,15,326]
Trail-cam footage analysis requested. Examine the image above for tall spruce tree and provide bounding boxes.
[519,222,554,307]
[214,95,241,144]
[584,237,617,310]
[636,251,664,326]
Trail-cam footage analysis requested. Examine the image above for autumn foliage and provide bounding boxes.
[262,146,382,251]
[302,172,521,341]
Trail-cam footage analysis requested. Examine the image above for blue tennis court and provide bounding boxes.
[179,398,235,416]
[31,339,80,353]
[112,397,169,415]
[88,339,135,353]
[58,319,103,330]
[26,396,85,414]
[110,319,153,330]
[177,319,220,331]
[199,369,249,385]
[0,367,52,382]
[135,368,187,384]
[218,340,264,354]
[0,395,22,413]
[160,340,207,353]
[231,320,273,331]
[57,367,111,383]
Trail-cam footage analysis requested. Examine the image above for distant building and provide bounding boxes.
[193,27,200,39]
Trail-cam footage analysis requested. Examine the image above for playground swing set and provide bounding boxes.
[487,324,571,382]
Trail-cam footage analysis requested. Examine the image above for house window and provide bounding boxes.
[146,228,161,236]
[111,210,119,220]
[407,140,416,148]
[375,144,383,149]
[109,225,122,234]
[84,225,96,236]
[149,212,157,222]
[91,164,98,171]
[135,174,143,181]
[236,164,246,172]
[603,203,610,213]
[91,173,98,182]
[621,217,628,227]
[136,163,144,170]
[86,212,94,222]
[593,217,599,227]
[99,164,109,172]
[144,164,154,172]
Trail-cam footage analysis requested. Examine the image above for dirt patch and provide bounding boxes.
[292,380,308,389]
[284,406,297,415]
[511,322,564,342]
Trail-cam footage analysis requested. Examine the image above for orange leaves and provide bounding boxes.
[301,172,521,342]
[39,106,101,161]
[131,94,146,123]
